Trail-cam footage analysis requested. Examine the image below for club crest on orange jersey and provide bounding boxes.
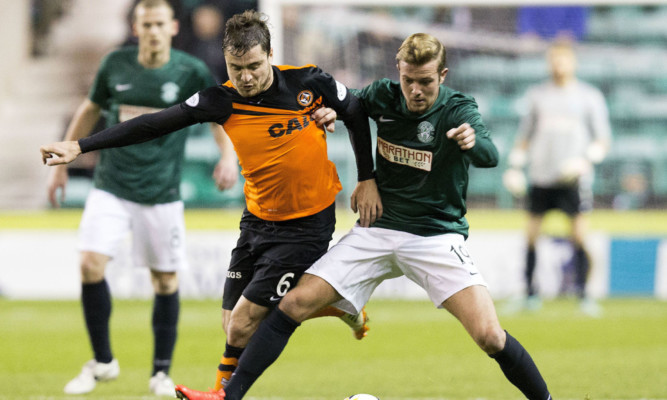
[297,90,314,107]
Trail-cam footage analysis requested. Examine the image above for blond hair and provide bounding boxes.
[547,38,576,58]
[396,33,446,72]
[133,0,174,21]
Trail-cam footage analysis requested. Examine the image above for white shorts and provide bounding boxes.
[78,188,187,272]
[307,226,487,314]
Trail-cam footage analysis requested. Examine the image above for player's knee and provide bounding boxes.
[79,253,106,283]
[474,326,506,354]
[571,236,586,249]
[151,271,178,294]
[279,290,317,323]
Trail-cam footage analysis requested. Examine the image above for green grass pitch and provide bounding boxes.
[2,208,667,234]
[1,298,666,400]
[1,209,666,399]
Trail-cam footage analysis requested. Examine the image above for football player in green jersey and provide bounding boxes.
[193,33,553,400]
[46,0,238,396]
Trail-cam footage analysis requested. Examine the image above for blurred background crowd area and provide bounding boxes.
[1,1,666,211]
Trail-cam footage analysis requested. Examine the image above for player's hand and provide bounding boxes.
[446,123,475,150]
[350,178,383,227]
[311,107,337,133]
[558,157,592,184]
[46,165,69,208]
[40,141,82,166]
[213,157,239,190]
[502,168,527,198]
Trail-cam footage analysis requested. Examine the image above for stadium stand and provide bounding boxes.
[290,5,667,210]
[1,3,666,210]
[0,0,132,209]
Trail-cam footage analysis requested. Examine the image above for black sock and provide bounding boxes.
[152,291,180,376]
[225,308,300,400]
[220,342,245,373]
[573,246,590,298]
[82,280,113,363]
[526,246,537,296]
[490,331,550,400]
[224,342,245,361]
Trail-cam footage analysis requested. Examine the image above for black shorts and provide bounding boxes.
[222,202,336,310]
[528,185,582,216]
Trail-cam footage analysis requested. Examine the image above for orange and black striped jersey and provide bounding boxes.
[80,64,374,221]
[181,65,371,221]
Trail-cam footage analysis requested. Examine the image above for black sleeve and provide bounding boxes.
[308,68,374,181]
[339,93,375,181]
[78,104,197,153]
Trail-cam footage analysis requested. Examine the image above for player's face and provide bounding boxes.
[548,48,576,82]
[225,45,274,98]
[397,59,447,114]
[133,5,177,54]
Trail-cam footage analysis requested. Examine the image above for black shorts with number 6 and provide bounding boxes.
[222,202,336,310]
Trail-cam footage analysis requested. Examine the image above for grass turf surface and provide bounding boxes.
[1,298,666,400]
[2,209,666,399]
[1,209,667,235]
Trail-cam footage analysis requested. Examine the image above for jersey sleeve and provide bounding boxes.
[179,85,233,125]
[515,87,538,144]
[349,79,390,119]
[587,88,612,143]
[88,52,113,107]
[305,67,351,112]
[78,104,197,153]
[449,95,499,168]
[308,68,375,181]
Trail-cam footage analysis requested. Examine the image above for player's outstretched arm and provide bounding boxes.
[41,141,82,166]
[44,104,197,162]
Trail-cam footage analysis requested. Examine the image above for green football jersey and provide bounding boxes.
[353,79,499,237]
[88,46,215,204]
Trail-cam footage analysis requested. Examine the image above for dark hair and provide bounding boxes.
[396,33,447,73]
[223,10,271,57]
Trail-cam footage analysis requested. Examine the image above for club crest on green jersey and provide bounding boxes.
[417,121,435,143]
[161,82,180,103]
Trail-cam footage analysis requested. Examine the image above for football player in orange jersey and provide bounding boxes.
[40,9,381,399]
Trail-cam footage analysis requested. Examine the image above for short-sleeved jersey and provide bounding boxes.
[516,80,611,187]
[353,79,499,237]
[89,46,215,204]
[182,65,350,221]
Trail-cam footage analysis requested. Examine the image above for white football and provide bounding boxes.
[345,394,380,400]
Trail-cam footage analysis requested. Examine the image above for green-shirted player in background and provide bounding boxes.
[177,33,554,400]
[46,0,238,396]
